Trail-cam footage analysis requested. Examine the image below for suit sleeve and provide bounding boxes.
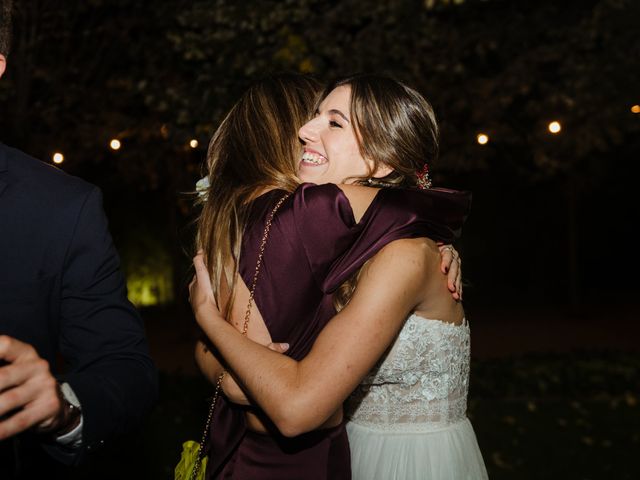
[54,187,158,462]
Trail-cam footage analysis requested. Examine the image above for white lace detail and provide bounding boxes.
[346,315,470,432]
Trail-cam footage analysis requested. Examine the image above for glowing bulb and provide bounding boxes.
[631,105,640,114]
[477,133,489,145]
[189,139,199,149]
[110,139,122,150]
[52,152,64,164]
[548,121,561,134]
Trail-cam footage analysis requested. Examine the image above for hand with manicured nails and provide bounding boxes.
[190,254,290,406]
[438,244,463,301]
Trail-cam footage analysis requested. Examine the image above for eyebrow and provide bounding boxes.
[328,109,350,123]
[317,107,350,123]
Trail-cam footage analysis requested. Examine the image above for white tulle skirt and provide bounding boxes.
[346,418,488,480]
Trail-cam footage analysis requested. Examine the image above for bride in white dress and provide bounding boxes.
[191,74,488,479]
[346,314,488,479]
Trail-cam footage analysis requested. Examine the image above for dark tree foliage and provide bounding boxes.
[2,0,637,183]
[1,0,637,304]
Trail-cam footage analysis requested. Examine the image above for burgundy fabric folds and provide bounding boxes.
[206,183,471,479]
[216,423,351,479]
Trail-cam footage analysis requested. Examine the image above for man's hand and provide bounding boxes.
[0,336,62,440]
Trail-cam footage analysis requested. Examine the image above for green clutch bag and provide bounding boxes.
[175,440,208,480]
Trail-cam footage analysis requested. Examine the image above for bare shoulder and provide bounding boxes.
[335,184,380,222]
[376,237,439,265]
[352,237,440,316]
[366,238,439,283]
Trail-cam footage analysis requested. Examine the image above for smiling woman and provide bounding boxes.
[298,76,439,190]
[191,73,476,480]
[298,85,378,184]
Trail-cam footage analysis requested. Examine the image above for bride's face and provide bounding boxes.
[297,86,371,185]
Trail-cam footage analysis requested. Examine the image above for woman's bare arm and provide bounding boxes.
[195,336,253,404]
[193,185,461,407]
[191,238,442,437]
[195,338,289,406]
[193,263,275,404]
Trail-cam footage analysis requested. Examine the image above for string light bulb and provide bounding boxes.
[548,121,562,134]
[110,139,122,150]
[189,139,199,149]
[52,152,64,164]
[477,133,489,145]
[631,105,640,114]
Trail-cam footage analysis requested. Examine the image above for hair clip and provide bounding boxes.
[196,176,210,199]
[416,163,432,190]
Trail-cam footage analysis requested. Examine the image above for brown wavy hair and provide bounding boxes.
[196,73,322,318]
[322,74,439,188]
[322,74,440,310]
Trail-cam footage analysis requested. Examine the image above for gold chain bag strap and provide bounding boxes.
[175,192,291,480]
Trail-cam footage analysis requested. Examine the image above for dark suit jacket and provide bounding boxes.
[0,143,158,477]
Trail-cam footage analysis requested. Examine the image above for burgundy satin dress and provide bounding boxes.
[206,183,471,479]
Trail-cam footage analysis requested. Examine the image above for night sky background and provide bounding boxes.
[1,0,638,478]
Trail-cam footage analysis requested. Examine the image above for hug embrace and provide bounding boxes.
[1,4,484,475]
[187,73,488,479]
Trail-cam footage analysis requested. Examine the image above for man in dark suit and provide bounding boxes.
[0,2,157,477]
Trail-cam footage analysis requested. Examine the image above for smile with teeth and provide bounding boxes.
[301,151,328,166]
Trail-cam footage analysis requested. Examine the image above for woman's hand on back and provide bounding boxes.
[438,244,463,300]
[189,252,223,326]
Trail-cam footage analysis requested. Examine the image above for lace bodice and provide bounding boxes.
[345,314,470,432]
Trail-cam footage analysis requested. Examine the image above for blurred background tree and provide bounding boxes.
[2,1,638,478]
[1,0,638,308]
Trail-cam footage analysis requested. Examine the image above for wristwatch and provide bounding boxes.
[37,382,82,436]
[57,382,82,435]
[37,382,82,437]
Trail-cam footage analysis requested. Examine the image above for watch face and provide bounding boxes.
[60,382,81,408]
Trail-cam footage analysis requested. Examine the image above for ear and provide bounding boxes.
[0,55,6,79]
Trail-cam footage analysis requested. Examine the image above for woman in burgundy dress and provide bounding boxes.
[191,74,468,479]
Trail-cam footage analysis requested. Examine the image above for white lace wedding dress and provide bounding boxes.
[345,315,488,479]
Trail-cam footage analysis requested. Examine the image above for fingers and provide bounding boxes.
[449,256,462,301]
[192,253,210,287]
[0,409,38,440]
[267,342,290,353]
[0,337,61,440]
[191,253,215,305]
[0,335,36,363]
[446,255,459,292]
[0,389,60,440]
[437,246,463,301]
[455,262,463,301]
[438,245,454,274]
